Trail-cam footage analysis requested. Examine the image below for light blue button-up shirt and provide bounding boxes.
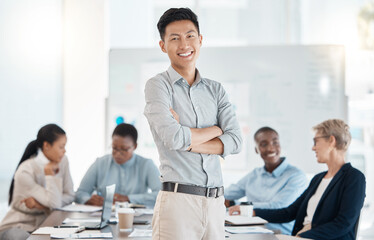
[144,66,242,187]
[225,158,308,234]
[75,154,160,207]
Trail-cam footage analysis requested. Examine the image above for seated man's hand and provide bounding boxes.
[228,205,241,215]
[21,197,47,210]
[85,195,104,206]
[113,193,129,203]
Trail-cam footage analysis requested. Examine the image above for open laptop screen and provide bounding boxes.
[100,184,115,228]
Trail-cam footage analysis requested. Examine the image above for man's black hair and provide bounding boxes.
[254,127,278,142]
[157,8,200,41]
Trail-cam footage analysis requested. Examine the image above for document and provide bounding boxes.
[32,226,84,235]
[128,228,152,237]
[51,232,113,239]
[55,203,102,212]
[225,226,274,234]
[225,215,268,225]
[134,208,154,215]
[63,217,117,224]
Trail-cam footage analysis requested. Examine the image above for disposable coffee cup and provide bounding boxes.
[115,201,129,218]
[240,205,254,217]
[118,208,135,232]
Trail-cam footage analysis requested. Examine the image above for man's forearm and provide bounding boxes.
[191,137,224,155]
[190,126,222,147]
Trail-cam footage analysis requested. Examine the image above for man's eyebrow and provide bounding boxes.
[186,30,197,34]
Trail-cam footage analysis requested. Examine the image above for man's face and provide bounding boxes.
[255,131,281,166]
[159,20,202,72]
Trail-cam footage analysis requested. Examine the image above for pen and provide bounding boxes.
[75,226,85,233]
[53,225,79,228]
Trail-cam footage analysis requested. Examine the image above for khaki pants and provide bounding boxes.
[152,191,225,240]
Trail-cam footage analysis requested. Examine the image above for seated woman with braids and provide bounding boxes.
[0,124,74,240]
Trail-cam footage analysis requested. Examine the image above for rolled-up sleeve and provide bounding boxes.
[144,77,191,151]
[216,84,242,157]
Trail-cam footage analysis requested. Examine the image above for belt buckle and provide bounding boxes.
[206,187,217,198]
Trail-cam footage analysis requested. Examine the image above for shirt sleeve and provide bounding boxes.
[75,159,100,204]
[128,160,161,206]
[253,171,308,209]
[144,77,191,151]
[61,157,75,206]
[13,164,63,210]
[224,173,249,201]
[215,83,242,157]
[255,186,309,224]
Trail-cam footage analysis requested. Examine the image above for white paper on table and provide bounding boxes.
[63,218,100,223]
[128,228,152,237]
[63,217,118,224]
[32,227,80,235]
[134,208,154,215]
[55,203,102,212]
[50,232,112,239]
[225,215,268,225]
[225,226,274,234]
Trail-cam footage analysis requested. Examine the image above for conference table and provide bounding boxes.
[27,210,307,240]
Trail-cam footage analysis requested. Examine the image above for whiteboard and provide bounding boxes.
[108,46,346,174]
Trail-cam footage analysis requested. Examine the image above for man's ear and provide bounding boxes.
[159,40,166,53]
[134,143,138,151]
[199,34,203,46]
[255,147,259,154]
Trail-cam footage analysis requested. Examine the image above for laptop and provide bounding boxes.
[82,184,115,230]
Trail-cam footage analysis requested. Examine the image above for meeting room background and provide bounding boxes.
[1,0,374,239]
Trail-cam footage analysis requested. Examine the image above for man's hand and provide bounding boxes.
[85,195,104,206]
[228,205,241,215]
[113,193,129,203]
[44,162,60,176]
[170,108,179,123]
[21,197,47,210]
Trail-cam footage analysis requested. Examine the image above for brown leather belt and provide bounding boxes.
[162,182,224,198]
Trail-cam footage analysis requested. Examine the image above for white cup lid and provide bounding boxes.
[117,207,135,214]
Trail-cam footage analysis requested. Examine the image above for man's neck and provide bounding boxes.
[172,64,196,86]
[265,158,283,173]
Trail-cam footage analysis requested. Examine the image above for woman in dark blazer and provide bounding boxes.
[255,119,366,240]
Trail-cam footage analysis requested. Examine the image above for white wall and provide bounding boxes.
[62,0,109,188]
[0,0,63,220]
[0,0,63,179]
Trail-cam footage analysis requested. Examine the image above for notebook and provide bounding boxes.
[80,184,115,230]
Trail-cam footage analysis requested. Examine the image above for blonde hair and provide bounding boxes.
[313,119,351,151]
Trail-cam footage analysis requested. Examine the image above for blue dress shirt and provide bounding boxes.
[224,158,308,234]
[75,154,161,207]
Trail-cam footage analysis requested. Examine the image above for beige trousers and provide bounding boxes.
[152,191,225,240]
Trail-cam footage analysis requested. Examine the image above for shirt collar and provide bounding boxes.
[112,153,136,167]
[35,149,50,166]
[166,65,207,87]
[271,157,288,177]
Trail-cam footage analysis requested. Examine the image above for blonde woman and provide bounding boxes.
[254,119,366,240]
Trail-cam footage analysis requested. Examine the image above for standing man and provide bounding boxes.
[225,127,308,234]
[144,8,242,240]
